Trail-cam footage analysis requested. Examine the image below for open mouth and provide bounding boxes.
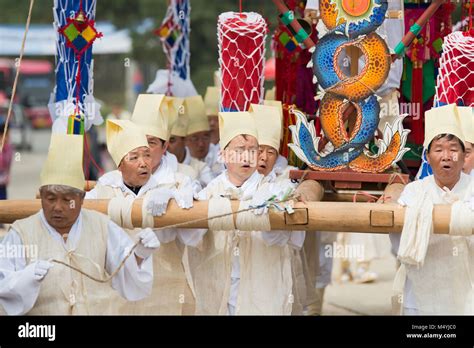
[259,164,267,170]
[442,164,452,170]
[138,170,149,177]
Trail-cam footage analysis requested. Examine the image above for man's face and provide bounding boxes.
[223,135,259,183]
[119,146,152,187]
[427,136,465,186]
[186,131,211,159]
[463,141,474,174]
[208,115,219,132]
[40,187,83,233]
[111,105,122,117]
[168,135,186,158]
[146,135,168,172]
[257,145,278,176]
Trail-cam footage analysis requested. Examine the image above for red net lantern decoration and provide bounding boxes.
[218,12,267,112]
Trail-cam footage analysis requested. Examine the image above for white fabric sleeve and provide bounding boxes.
[0,229,42,315]
[175,173,193,191]
[106,221,154,301]
[176,229,208,247]
[84,188,98,199]
[199,164,214,187]
[191,180,203,198]
[268,179,296,200]
[397,183,417,207]
[196,186,211,201]
[175,172,209,246]
[288,231,306,249]
[390,183,418,256]
[154,228,207,247]
[261,231,305,249]
[154,229,178,243]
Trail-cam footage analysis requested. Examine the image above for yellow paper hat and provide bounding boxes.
[265,87,275,101]
[264,100,282,117]
[264,100,284,140]
[218,111,258,149]
[423,104,465,148]
[204,86,220,117]
[131,94,169,141]
[106,119,149,167]
[40,134,85,191]
[457,106,474,143]
[185,95,210,135]
[164,96,187,137]
[249,104,281,151]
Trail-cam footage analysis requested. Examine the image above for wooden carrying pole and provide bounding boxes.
[0,198,463,235]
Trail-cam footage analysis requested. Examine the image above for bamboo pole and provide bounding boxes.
[0,198,463,234]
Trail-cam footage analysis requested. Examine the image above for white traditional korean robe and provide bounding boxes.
[204,143,225,178]
[391,173,473,314]
[260,155,310,314]
[188,170,304,315]
[182,147,214,188]
[86,154,204,314]
[0,210,153,315]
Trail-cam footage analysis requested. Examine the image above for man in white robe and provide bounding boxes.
[250,103,313,315]
[168,96,214,188]
[88,97,203,314]
[187,111,302,315]
[204,86,223,175]
[186,94,225,178]
[253,101,334,315]
[204,86,220,146]
[0,134,159,315]
[391,104,473,314]
[165,96,197,182]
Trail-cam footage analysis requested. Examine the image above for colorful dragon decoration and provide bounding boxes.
[289,0,410,172]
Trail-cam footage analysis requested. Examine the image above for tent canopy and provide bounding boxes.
[0,22,131,56]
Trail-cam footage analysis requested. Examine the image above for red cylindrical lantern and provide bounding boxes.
[435,31,474,107]
[218,12,267,112]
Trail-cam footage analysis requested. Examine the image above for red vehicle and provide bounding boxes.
[0,59,14,105]
[18,59,53,128]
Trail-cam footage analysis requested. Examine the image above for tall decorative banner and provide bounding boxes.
[289,0,410,173]
[272,0,317,165]
[399,2,454,146]
[218,12,267,112]
[147,0,197,97]
[49,0,103,134]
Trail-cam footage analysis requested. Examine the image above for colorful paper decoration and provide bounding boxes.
[58,10,102,56]
[289,0,411,173]
[148,0,197,97]
[155,17,182,48]
[50,0,103,134]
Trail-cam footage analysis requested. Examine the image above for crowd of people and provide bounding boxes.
[0,85,472,315]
